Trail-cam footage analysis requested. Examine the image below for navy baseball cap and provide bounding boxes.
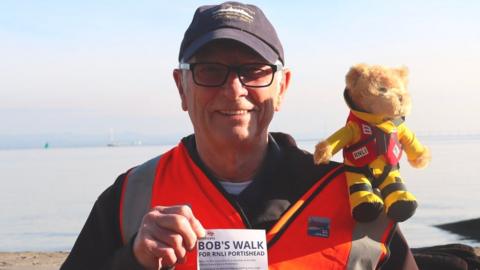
[179,2,284,64]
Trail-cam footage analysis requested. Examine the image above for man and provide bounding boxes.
[61,2,419,269]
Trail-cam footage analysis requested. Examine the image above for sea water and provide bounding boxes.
[0,138,479,251]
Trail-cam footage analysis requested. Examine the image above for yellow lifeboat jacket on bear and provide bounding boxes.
[343,111,404,167]
[119,134,396,269]
[324,109,428,180]
[326,92,427,170]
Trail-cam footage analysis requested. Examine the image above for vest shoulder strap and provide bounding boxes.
[347,212,395,269]
[120,155,162,244]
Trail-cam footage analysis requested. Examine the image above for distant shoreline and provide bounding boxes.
[1,249,479,270]
[2,133,480,151]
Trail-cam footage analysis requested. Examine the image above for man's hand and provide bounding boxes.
[133,205,206,270]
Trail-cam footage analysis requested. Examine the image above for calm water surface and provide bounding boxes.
[0,138,478,251]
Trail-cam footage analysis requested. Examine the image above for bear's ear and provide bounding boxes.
[346,63,368,90]
[396,66,409,83]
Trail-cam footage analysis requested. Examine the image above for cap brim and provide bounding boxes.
[180,28,279,64]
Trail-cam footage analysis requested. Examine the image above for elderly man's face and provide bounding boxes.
[174,40,290,147]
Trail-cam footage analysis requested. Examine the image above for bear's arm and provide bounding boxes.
[325,121,359,155]
[398,124,427,161]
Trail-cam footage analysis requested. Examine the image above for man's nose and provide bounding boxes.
[222,71,248,99]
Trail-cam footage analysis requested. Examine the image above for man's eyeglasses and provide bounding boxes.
[179,62,283,88]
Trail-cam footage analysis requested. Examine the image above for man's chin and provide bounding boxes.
[216,129,254,144]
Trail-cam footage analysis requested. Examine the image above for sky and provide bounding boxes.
[1,0,479,148]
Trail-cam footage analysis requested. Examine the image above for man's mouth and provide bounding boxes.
[218,109,252,116]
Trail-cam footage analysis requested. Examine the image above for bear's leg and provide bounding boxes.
[346,171,384,222]
[378,170,417,222]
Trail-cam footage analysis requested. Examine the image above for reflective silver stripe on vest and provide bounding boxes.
[347,211,392,270]
[121,155,162,244]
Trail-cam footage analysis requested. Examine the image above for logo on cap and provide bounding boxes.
[212,5,255,23]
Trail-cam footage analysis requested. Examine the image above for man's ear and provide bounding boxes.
[274,68,291,112]
[173,69,188,111]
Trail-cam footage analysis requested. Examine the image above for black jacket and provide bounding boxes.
[61,133,418,270]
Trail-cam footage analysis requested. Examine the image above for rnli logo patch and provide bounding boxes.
[308,216,330,238]
[352,146,369,160]
[362,124,372,135]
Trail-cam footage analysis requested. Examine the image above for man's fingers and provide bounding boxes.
[152,213,198,250]
[191,217,206,238]
[153,205,206,243]
[146,239,178,267]
[153,205,194,221]
[152,204,188,212]
[134,235,177,269]
[134,205,206,269]
[147,226,187,260]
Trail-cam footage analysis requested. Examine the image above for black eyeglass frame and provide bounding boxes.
[178,62,283,88]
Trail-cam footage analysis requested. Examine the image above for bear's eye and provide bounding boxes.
[378,87,388,93]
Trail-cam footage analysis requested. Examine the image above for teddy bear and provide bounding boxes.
[314,63,431,223]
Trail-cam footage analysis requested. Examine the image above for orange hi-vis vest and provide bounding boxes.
[119,141,395,269]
